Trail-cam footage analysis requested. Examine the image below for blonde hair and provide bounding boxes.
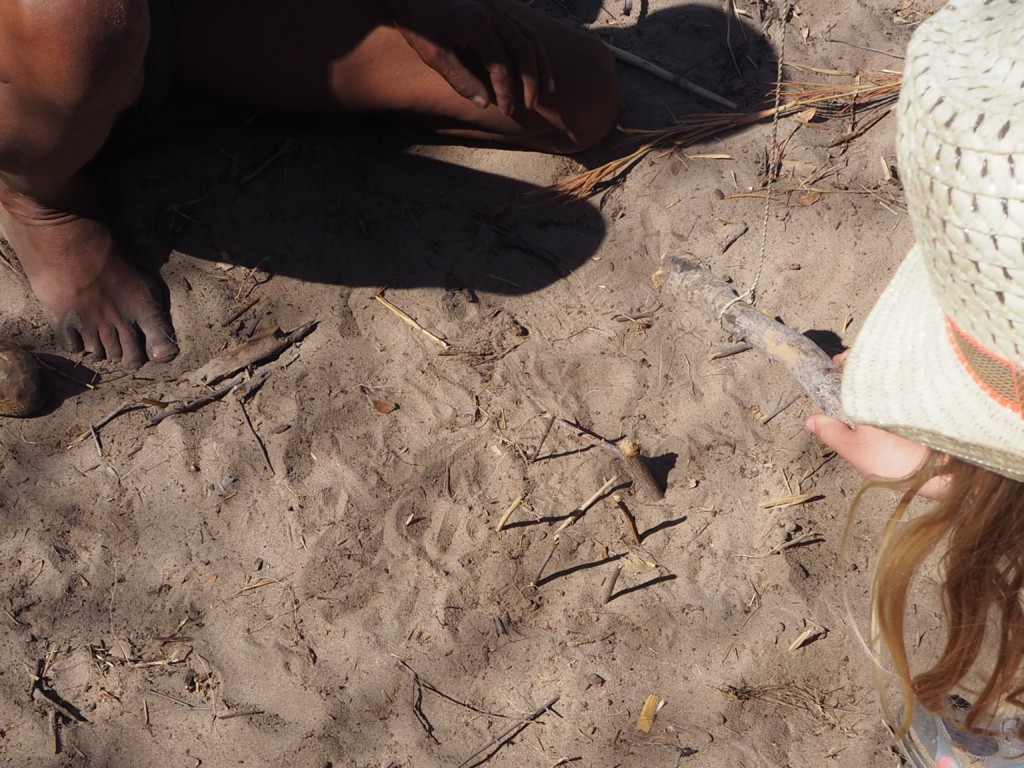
[857,453,1024,737]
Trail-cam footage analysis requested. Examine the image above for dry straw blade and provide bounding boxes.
[550,72,902,200]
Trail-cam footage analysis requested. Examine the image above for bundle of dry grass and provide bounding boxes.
[551,71,902,199]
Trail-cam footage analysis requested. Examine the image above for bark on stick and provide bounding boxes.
[659,257,850,425]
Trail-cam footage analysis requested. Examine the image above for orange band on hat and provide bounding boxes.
[947,317,1024,417]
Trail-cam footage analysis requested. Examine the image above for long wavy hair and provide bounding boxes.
[850,452,1024,737]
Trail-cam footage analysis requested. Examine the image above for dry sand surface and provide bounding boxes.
[1,1,951,766]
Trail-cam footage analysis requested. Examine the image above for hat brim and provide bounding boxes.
[842,245,1024,482]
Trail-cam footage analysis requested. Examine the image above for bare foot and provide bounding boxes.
[0,180,178,368]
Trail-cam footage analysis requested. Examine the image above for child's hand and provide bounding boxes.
[804,350,948,498]
[804,414,949,499]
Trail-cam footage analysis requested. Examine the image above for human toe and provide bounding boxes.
[139,314,178,364]
[100,326,125,363]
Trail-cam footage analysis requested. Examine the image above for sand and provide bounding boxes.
[0,1,947,766]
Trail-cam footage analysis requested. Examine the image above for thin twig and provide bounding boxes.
[146,374,245,427]
[457,696,560,768]
[710,343,753,360]
[607,44,738,109]
[553,475,621,536]
[240,138,297,185]
[216,710,265,720]
[613,494,642,545]
[396,659,512,718]
[221,295,262,328]
[148,351,295,428]
[238,399,274,474]
[375,290,451,350]
[760,393,801,425]
[147,689,212,712]
[531,413,556,462]
[68,404,148,449]
[531,538,560,587]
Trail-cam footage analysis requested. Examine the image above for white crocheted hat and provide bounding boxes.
[841,0,1024,482]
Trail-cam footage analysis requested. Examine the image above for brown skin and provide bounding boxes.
[0,0,619,368]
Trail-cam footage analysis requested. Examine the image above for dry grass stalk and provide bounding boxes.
[550,71,902,200]
[495,494,524,532]
[757,492,820,510]
[721,681,845,728]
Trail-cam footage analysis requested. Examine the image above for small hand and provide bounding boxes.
[386,0,554,116]
[804,350,947,498]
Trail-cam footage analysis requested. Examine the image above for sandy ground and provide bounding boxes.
[0,1,949,766]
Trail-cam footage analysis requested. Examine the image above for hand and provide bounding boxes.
[386,0,554,116]
[804,349,948,498]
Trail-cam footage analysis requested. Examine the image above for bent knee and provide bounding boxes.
[6,0,150,108]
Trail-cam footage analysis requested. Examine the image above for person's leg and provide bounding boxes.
[174,0,618,153]
[0,0,178,366]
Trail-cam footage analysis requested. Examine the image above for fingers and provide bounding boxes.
[491,16,549,111]
[805,414,939,493]
[805,414,863,464]
[394,1,550,115]
[485,13,551,114]
[463,12,519,115]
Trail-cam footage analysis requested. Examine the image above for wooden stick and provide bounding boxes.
[709,343,753,360]
[146,374,245,427]
[657,257,850,424]
[374,291,451,350]
[531,538,560,587]
[603,564,624,604]
[457,696,560,768]
[553,475,621,536]
[221,295,262,328]
[618,439,664,502]
[68,403,147,449]
[607,44,738,110]
[613,494,642,545]
[531,413,556,462]
[191,320,317,386]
